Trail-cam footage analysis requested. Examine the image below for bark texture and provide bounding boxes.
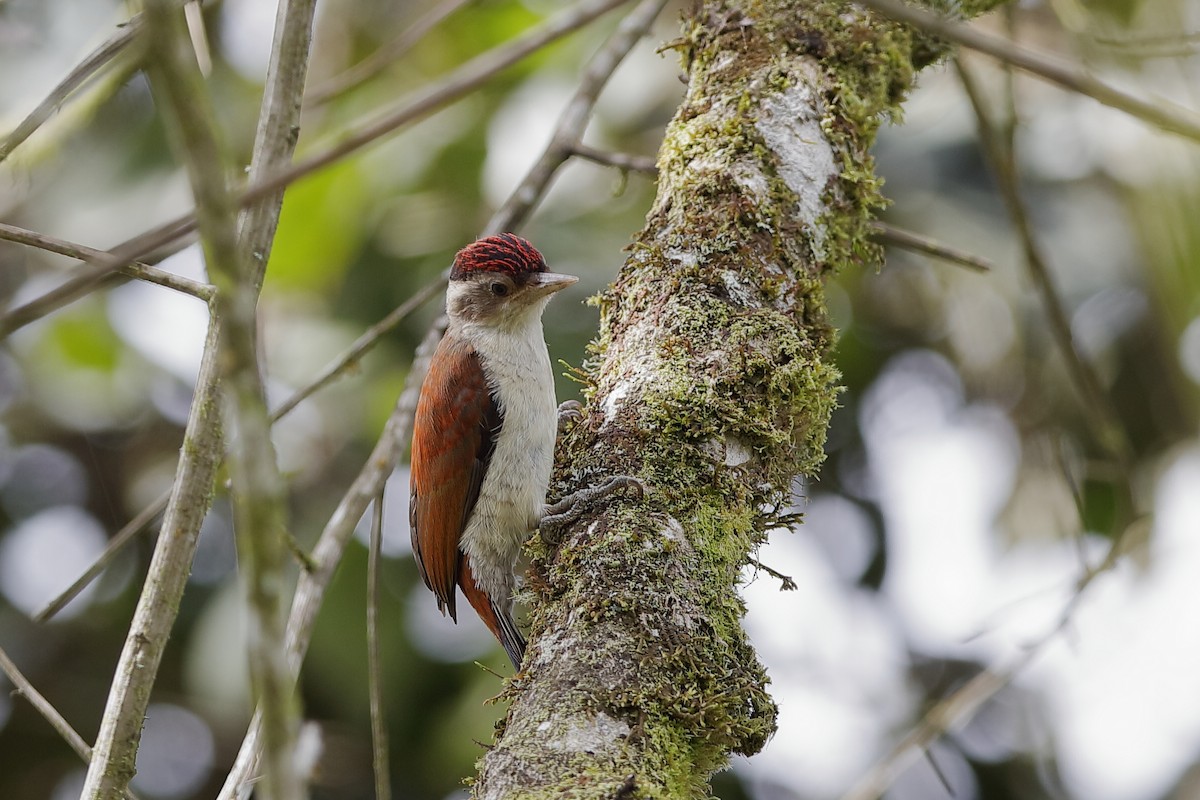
[475,1,995,797]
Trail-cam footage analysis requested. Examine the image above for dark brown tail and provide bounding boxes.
[458,552,526,670]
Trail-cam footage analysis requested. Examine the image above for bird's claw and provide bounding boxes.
[557,400,584,433]
[539,475,645,545]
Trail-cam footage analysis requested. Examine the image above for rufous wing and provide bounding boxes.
[409,335,499,621]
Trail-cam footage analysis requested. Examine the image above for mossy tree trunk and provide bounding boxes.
[475,1,999,797]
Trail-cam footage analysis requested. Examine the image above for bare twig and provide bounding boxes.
[571,143,658,174]
[0,217,197,338]
[954,58,1132,466]
[0,15,143,164]
[268,276,446,420]
[870,221,994,273]
[367,493,391,800]
[840,646,1040,800]
[857,0,1200,143]
[746,557,798,591]
[0,0,631,339]
[306,0,475,106]
[34,488,171,623]
[0,222,213,300]
[488,0,669,234]
[0,646,141,800]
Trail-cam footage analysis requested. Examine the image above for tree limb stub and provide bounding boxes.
[475,1,979,797]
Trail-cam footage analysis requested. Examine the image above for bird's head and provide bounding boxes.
[446,234,578,329]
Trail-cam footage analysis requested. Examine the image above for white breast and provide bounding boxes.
[457,309,558,602]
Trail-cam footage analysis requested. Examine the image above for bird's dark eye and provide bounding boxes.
[490,281,509,297]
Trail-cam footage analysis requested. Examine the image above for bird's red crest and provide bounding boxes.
[451,233,546,280]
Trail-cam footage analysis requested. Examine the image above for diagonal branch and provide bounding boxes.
[0,15,144,164]
[0,0,631,339]
[306,0,475,107]
[954,57,1133,467]
[571,143,657,174]
[0,222,213,300]
[0,646,141,800]
[488,0,670,234]
[858,0,1200,142]
[870,221,994,273]
[840,51,1144,800]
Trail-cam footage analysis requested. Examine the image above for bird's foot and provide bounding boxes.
[557,400,583,434]
[540,475,645,544]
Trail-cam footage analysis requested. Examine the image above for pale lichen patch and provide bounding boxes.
[541,712,631,755]
[754,74,837,257]
[724,438,752,467]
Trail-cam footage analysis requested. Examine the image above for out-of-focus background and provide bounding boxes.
[2,0,1199,798]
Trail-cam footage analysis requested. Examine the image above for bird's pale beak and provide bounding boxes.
[527,271,579,297]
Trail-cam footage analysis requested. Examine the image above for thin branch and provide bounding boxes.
[856,0,1200,143]
[0,222,213,300]
[488,0,669,234]
[367,493,391,800]
[271,0,628,209]
[268,276,446,420]
[840,646,1040,800]
[571,143,658,174]
[237,0,319,288]
[34,487,171,623]
[217,322,442,800]
[870,221,994,273]
[306,0,475,107]
[1093,29,1200,58]
[954,58,1133,467]
[745,557,798,591]
[0,0,631,339]
[0,218,197,338]
[0,15,143,164]
[0,647,142,800]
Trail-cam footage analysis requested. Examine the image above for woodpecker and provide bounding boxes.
[409,233,577,669]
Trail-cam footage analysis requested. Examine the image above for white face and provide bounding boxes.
[446,271,578,331]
